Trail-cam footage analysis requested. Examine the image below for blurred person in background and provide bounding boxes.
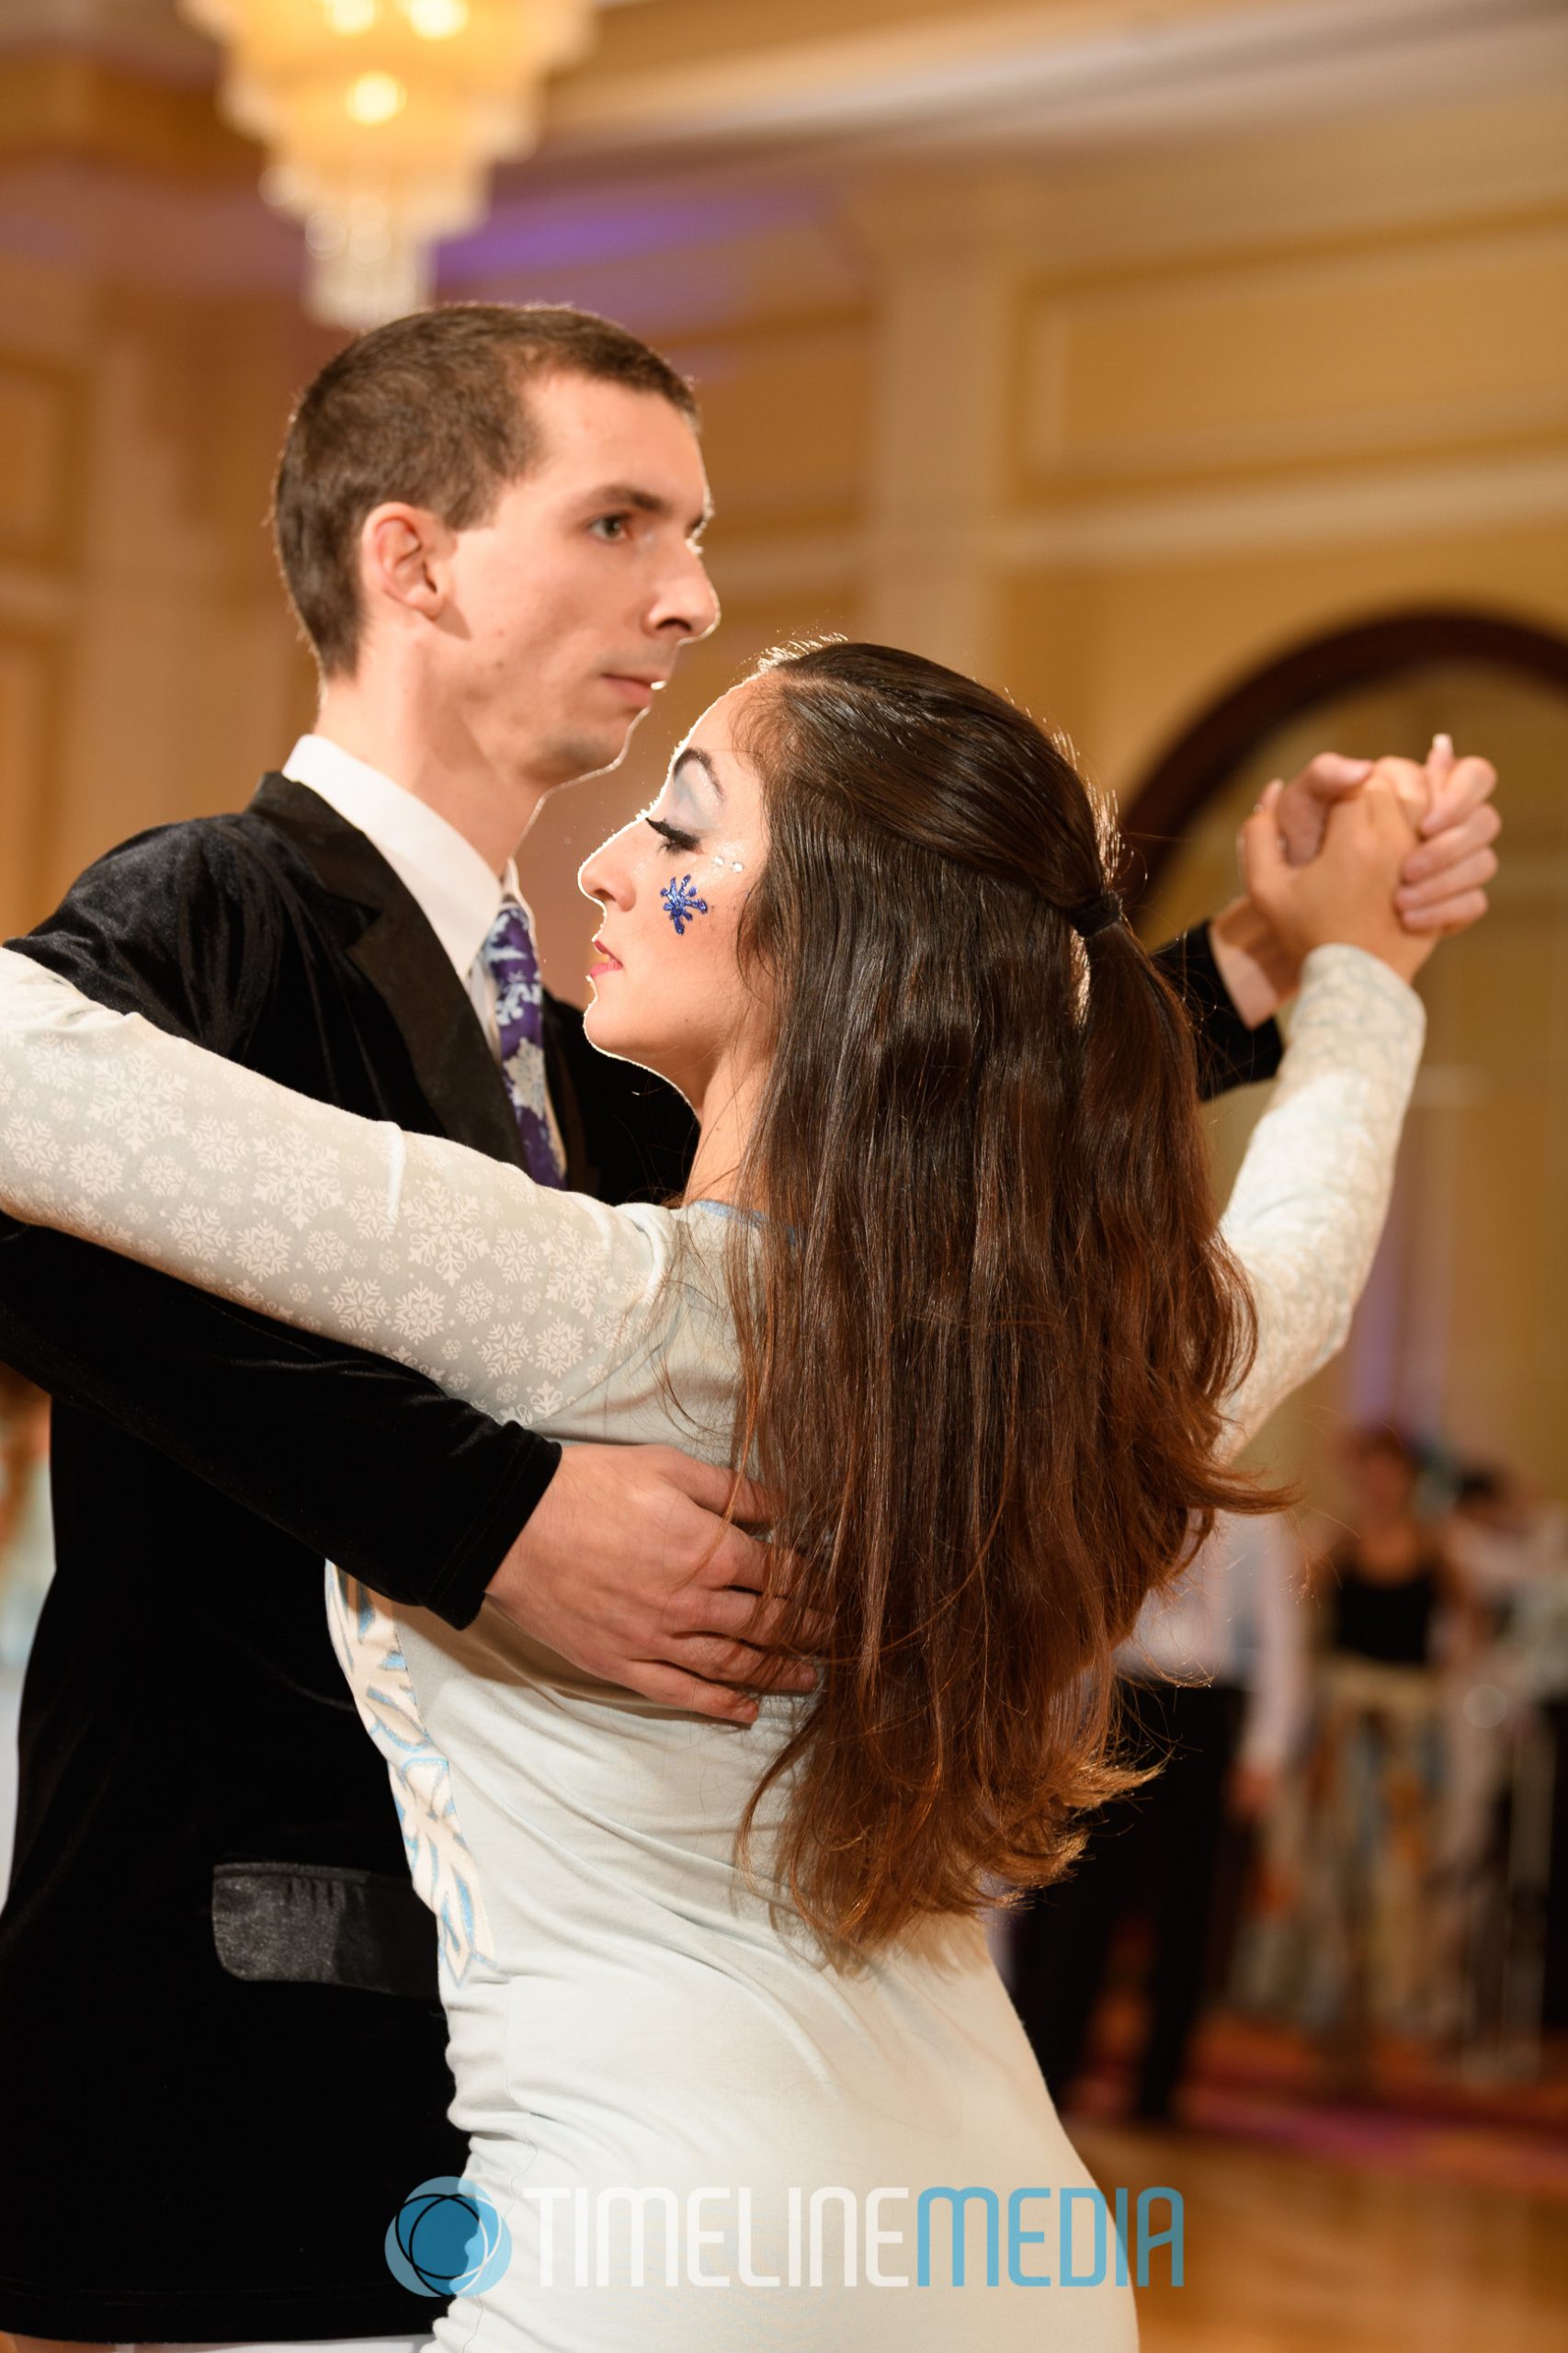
[1508,1533,1568,2034]
[0,1364,51,1648]
[1296,1426,1482,2070]
[1444,1463,1568,1620]
[1010,1508,1311,2124]
[0,1364,51,1891]
[1440,1462,1568,2048]
[1316,1425,1473,1668]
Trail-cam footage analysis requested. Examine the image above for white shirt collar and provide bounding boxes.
[281,733,526,982]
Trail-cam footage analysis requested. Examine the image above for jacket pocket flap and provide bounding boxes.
[211,1859,437,2001]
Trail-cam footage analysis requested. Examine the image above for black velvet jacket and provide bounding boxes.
[0,778,1278,2340]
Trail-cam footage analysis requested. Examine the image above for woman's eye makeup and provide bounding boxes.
[645,814,700,853]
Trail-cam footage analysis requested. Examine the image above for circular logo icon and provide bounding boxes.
[386,2176,513,2298]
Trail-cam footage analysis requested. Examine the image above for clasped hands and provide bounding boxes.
[1210,733,1500,1018]
[487,735,1499,1722]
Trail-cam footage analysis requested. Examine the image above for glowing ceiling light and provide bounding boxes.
[403,0,470,40]
[181,0,599,329]
[322,0,377,33]
[345,67,406,121]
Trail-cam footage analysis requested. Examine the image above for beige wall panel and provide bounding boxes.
[43,583,315,901]
[680,322,870,528]
[53,586,211,886]
[0,363,76,560]
[0,633,53,937]
[30,288,333,902]
[0,250,94,368]
[1005,511,1568,800]
[984,565,1098,749]
[1024,226,1568,481]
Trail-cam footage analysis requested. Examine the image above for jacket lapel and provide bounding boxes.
[247,776,528,1171]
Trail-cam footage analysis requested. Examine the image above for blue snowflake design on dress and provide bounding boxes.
[325,1566,492,1984]
[659,874,710,935]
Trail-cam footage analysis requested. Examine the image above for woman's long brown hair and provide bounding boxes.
[720,641,1269,1954]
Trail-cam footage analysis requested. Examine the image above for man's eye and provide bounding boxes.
[591,514,631,541]
[646,816,699,853]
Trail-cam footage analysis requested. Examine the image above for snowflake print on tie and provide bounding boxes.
[480,902,565,1188]
[660,874,710,936]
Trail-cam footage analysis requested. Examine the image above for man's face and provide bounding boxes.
[432,371,720,791]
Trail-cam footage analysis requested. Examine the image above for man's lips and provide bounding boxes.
[603,672,668,710]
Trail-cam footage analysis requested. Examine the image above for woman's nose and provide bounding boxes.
[578,832,633,909]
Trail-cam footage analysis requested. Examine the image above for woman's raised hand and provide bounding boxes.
[1240,761,1437,987]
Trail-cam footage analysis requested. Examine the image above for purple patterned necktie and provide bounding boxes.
[480,902,565,1187]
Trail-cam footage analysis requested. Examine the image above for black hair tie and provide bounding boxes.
[1067,890,1121,940]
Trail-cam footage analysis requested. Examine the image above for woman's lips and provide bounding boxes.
[588,937,622,978]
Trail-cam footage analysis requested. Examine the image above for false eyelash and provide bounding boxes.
[646,816,700,853]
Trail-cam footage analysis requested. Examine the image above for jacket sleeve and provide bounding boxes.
[0,825,561,1630]
[1151,923,1284,1102]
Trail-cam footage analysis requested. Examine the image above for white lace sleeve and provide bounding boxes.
[0,945,672,1430]
[0,941,1421,1458]
[1218,943,1426,1454]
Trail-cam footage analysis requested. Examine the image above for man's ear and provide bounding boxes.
[359,502,455,629]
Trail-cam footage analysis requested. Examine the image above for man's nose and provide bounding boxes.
[651,547,720,645]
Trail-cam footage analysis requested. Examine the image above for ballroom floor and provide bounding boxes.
[1075,2120,1568,2352]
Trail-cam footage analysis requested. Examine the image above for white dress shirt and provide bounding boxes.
[1116,1510,1312,1775]
[281,733,563,1160]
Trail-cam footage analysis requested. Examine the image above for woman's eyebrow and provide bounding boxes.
[671,747,726,803]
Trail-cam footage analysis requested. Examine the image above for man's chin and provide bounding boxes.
[546,719,640,788]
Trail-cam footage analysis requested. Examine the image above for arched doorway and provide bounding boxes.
[1124,608,1568,892]
[1125,608,1568,2052]
[1128,603,1568,1499]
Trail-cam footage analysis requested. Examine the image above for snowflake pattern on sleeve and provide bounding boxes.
[0,947,672,1435]
[1218,945,1425,1452]
[0,941,1423,1476]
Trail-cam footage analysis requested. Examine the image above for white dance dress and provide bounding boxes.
[0,942,1424,2350]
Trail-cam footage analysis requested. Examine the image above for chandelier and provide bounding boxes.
[181,0,599,329]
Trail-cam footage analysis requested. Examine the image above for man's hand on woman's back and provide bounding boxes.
[484,1444,815,1722]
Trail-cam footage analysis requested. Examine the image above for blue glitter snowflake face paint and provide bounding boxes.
[661,874,710,935]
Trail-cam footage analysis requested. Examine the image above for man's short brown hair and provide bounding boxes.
[272,302,699,676]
